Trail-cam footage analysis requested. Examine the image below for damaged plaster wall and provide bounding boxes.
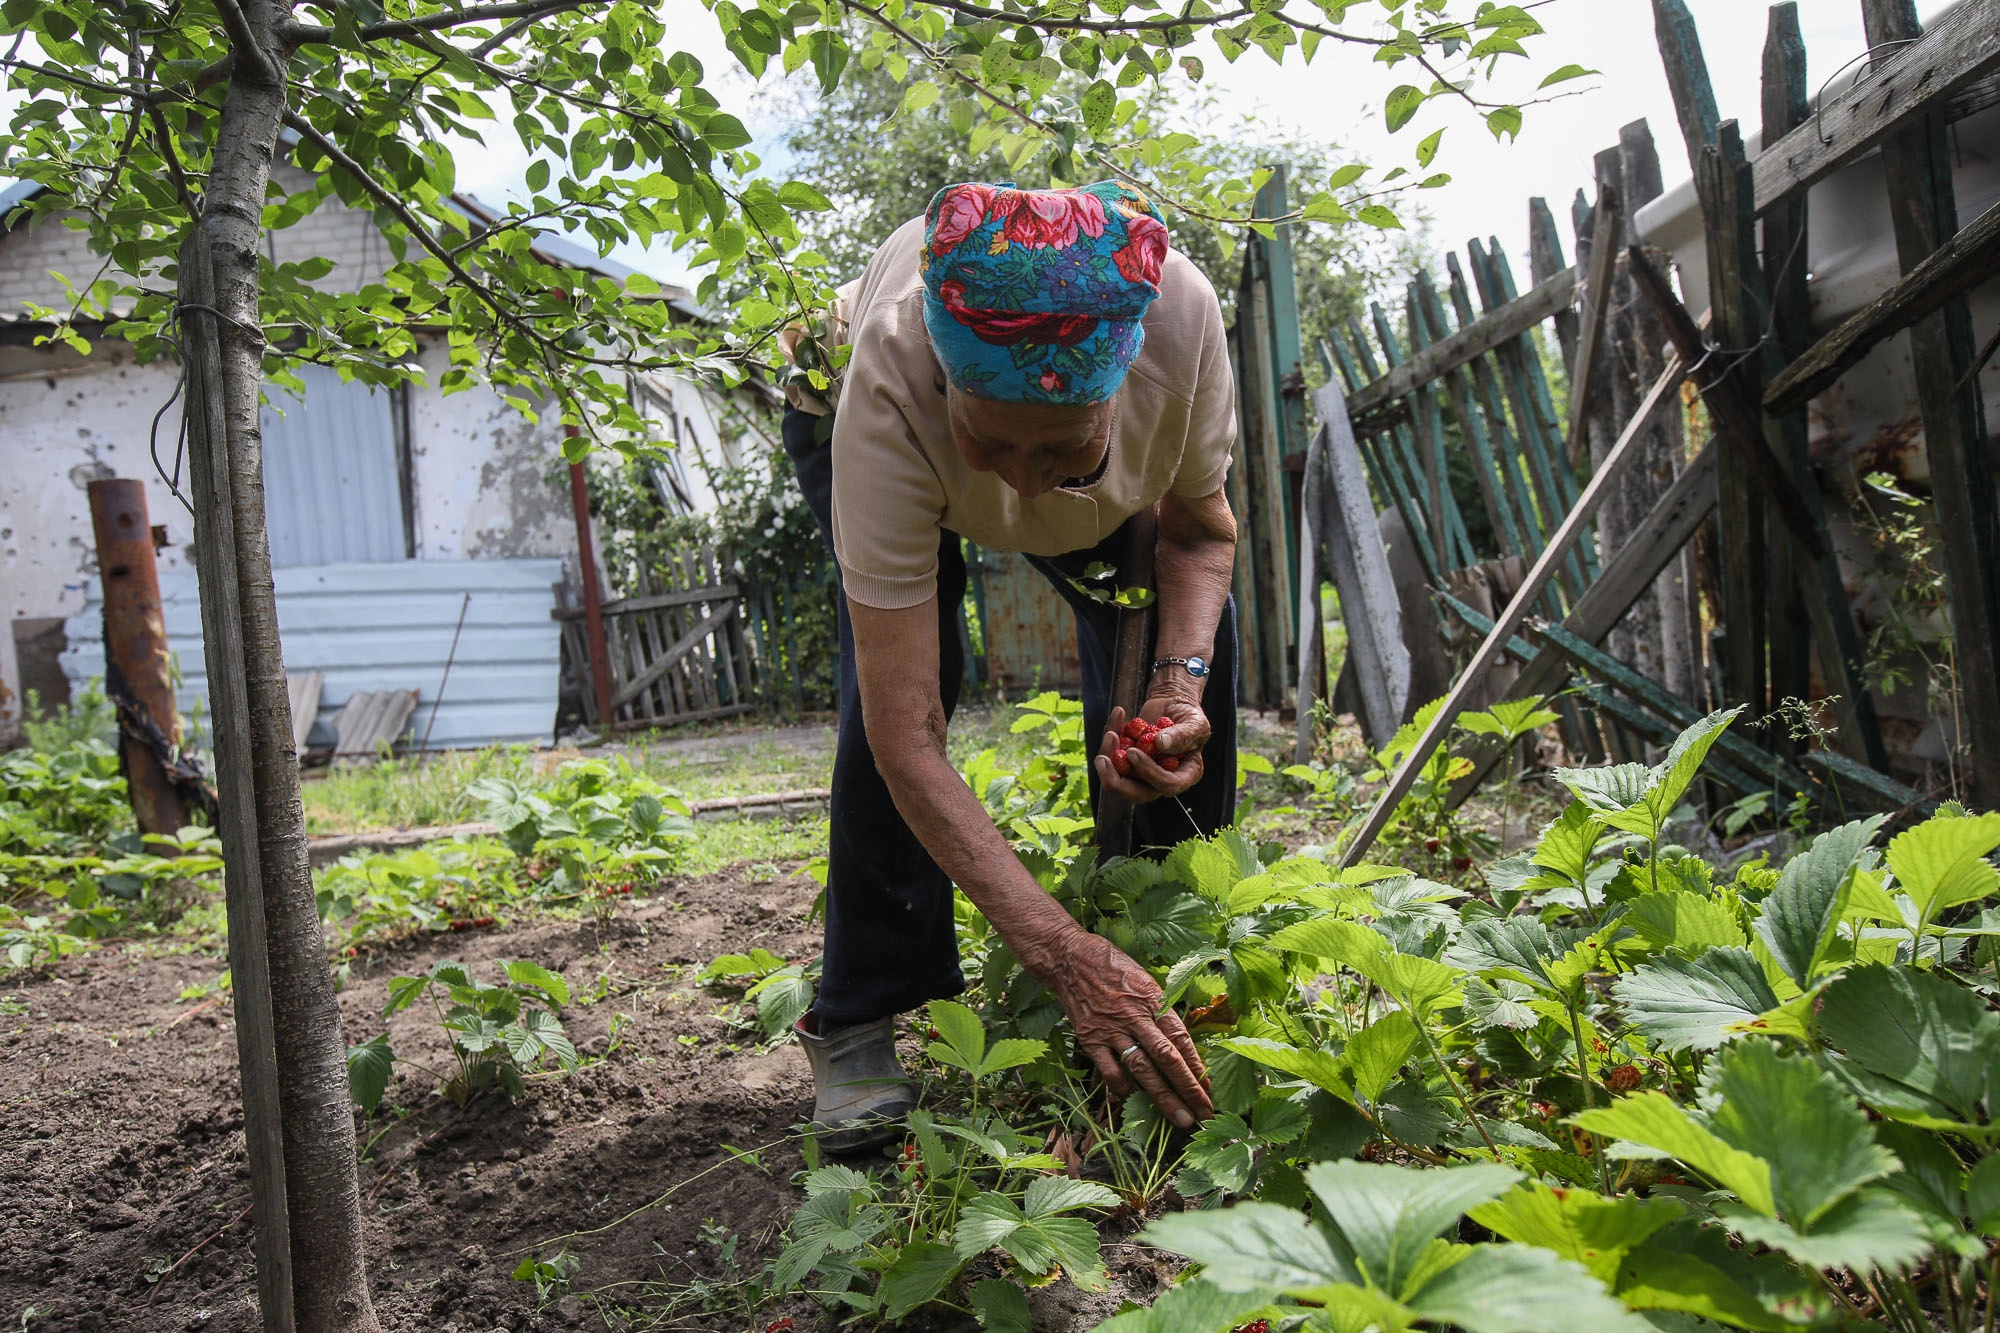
[407,337,577,563]
[0,351,193,738]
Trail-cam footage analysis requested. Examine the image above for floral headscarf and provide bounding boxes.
[919,181,1170,406]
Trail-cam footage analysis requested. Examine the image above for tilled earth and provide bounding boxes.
[0,859,1169,1333]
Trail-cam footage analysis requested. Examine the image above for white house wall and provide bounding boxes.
[0,350,198,735]
[408,338,578,562]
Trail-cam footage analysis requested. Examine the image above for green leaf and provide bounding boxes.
[1141,1200,1357,1296]
[955,1191,1026,1261]
[1448,916,1558,992]
[876,1240,962,1320]
[1532,802,1608,889]
[1081,79,1117,136]
[1306,1160,1520,1295]
[1574,1093,1775,1214]
[1409,1241,1655,1333]
[969,1279,1033,1332]
[1886,810,2000,929]
[1415,127,1445,168]
[1463,978,1539,1030]
[1328,163,1368,189]
[1216,1036,1354,1100]
[1754,816,1883,987]
[1469,1182,1683,1282]
[1969,1155,2000,1234]
[1267,916,1386,967]
[504,959,570,1006]
[1485,105,1524,142]
[1089,1279,1273,1333]
[1611,949,1780,1052]
[1624,892,1746,955]
[346,1033,394,1114]
[1613,1243,1801,1331]
[977,1036,1048,1078]
[1024,1175,1119,1218]
[1704,1038,1902,1228]
[928,999,986,1071]
[383,974,429,1016]
[1817,963,1999,1126]
[778,181,832,211]
[1384,83,1425,132]
[1345,1010,1421,1102]
[1717,1190,1930,1272]
[1538,63,1597,88]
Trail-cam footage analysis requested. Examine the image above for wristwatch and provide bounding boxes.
[1150,656,1209,680]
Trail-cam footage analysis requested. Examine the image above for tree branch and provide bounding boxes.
[280,0,610,49]
[212,0,281,87]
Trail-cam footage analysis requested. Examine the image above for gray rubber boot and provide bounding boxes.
[794,1012,918,1153]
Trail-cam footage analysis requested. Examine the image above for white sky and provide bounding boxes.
[429,0,1955,291]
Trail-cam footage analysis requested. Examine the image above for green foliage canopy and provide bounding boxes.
[1,0,1568,449]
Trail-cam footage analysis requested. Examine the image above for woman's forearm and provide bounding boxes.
[1150,488,1238,685]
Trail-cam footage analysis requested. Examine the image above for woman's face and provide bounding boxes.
[946,389,1112,500]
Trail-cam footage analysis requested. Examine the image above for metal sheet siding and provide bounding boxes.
[978,548,1081,695]
[62,559,564,748]
[262,364,406,567]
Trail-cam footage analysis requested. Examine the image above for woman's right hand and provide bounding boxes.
[1039,930,1212,1129]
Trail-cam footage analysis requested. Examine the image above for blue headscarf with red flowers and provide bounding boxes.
[920,181,1171,406]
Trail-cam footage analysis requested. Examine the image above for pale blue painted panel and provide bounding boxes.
[262,365,406,567]
[62,559,563,749]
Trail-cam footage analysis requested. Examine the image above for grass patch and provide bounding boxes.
[680,814,831,879]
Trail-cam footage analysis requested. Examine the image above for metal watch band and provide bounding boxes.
[1150,655,1210,679]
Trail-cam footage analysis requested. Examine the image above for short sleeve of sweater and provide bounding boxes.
[1169,280,1238,498]
[829,304,951,610]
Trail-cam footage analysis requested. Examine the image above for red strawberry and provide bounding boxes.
[1157,716,1173,729]
[1121,719,1147,742]
[1111,747,1132,776]
[1606,1064,1643,1093]
[1137,732,1156,755]
[1160,755,1180,772]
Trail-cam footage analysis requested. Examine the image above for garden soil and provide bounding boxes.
[0,859,1166,1333]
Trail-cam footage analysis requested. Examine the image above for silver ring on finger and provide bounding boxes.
[1118,1043,1142,1062]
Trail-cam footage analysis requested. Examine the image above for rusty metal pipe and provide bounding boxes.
[87,478,191,838]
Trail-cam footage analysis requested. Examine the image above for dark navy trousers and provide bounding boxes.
[781,406,1238,1024]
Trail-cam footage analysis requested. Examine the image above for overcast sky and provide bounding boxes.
[445,0,1953,291]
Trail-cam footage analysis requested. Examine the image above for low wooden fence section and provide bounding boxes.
[556,548,760,731]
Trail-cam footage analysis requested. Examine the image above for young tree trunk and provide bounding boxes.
[187,2,384,1327]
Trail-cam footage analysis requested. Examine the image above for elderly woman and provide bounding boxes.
[780,180,1240,1150]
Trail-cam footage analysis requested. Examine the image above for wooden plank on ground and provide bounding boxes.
[1754,0,2000,213]
[287,671,323,754]
[331,689,419,759]
[1346,264,1577,428]
[1307,384,1410,749]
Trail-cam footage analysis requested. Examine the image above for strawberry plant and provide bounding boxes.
[660,697,2000,1332]
[352,959,579,1110]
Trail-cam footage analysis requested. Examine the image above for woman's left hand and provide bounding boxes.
[1093,699,1209,803]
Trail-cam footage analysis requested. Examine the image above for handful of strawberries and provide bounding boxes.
[1111,715,1181,776]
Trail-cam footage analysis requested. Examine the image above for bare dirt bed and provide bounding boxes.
[2,862,838,1333]
[2,858,1166,1333]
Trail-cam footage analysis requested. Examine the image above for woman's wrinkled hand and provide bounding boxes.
[1043,930,1211,1129]
[1092,701,1208,805]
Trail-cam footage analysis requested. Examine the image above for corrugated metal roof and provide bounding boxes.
[61,559,565,749]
